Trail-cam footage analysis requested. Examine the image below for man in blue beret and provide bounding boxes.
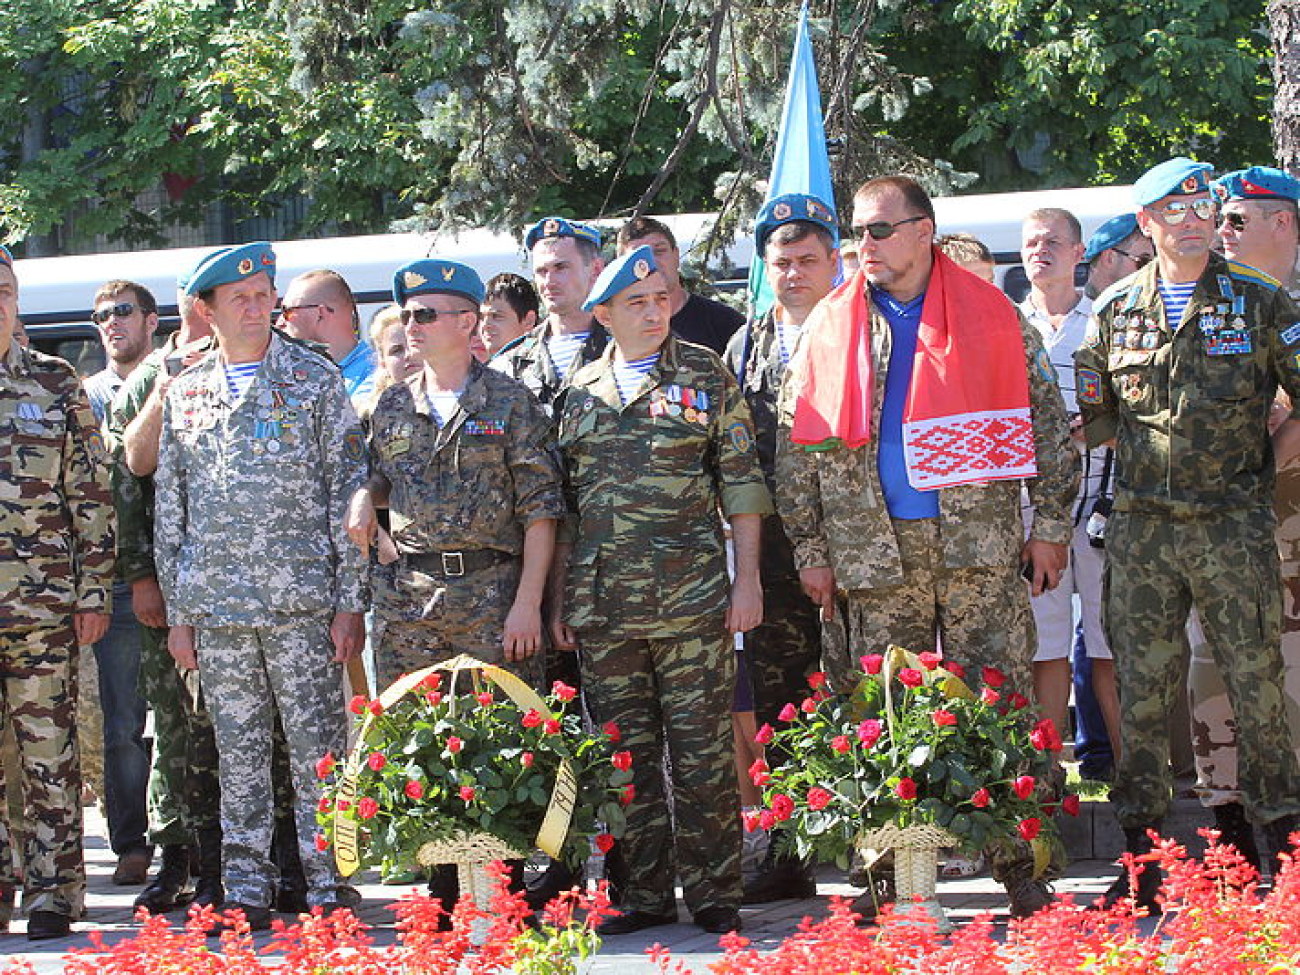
[550,246,770,936]
[492,216,607,412]
[1084,213,1153,298]
[153,242,368,932]
[1076,158,1300,912]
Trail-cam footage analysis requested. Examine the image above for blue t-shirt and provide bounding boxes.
[873,287,940,519]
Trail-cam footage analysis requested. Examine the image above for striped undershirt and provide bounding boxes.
[547,331,589,383]
[1157,280,1197,328]
[613,353,660,405]
[776,318,801,366]
[224,361,262,401]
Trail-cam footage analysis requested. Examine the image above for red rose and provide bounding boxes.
[944,660,967,679]
[778,703,799,722]
[742,810,761,832]
[918,651,942,671]
[1031,718,1063,752]
[475,691,494,707]
[620,784,635,806]
[1013,775,1036,800]
[800,697,818,714]
[860,654,884,675]
[754,723,774,745]
[897,668,923,688]
[857,719,883,748]
[404,780,424,800]
[336,799,351,812]
[347,695,367,715]
[317,798,332,814]
[315,753,336,779]
[314,833,329,852]
[425,691,443,707]
[367,700,385,717]
[1062,794,1081,817]
[459,785,476,802]
[981,666,1007,688]
[447,736,464,754]
[807,787,833,811]
[521,751,535,768]
[367,751,386,771]
[980,687,1001,706]
[971,787,990,808]
[420,672,442,691]
[357,797,379,820]
[551,680,577,702]
[611,750,633,772]
[543,719,561,735]
[522,708,543,728]
[807,671,827,689]
[594,833,615,854]
[895,778,918,800]
[758,810,777,830]
[1008,692,1030,710]
[771,794,795,822]
[749,759,770,787]
[1017,817,1042,841]
[602,721,621,743]
[932,709,957,728]
[831,735,851,754]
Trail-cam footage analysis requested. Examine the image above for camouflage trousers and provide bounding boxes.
[578,627,741,916]
[744,517,822,727]
[138,622,221,846]
[0,623,85,918]
[1104,507,1300,828]
[74,643,103,808]
[196,617,350,908]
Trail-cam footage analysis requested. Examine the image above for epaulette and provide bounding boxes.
[1226,260,1280,292]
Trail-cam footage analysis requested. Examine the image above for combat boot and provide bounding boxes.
[192,826,224,910]
[134,844,195,913]
[1212,802,1263,876]
[1263,814,1299,876]
[742,836,816,904]
[1099,825,1162,916]
[427,863,458,931]
[272,817,308,915]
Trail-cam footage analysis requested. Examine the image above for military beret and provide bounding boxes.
[184,242,276,296]
[392,258,485,307]
[0,245,11,269]
[1132,157,1213,207]
[754,193,839,253]
[1213,166,1300,204]
[1084,213,1140,262]
[582,245,659,311]
[524,216,602,252]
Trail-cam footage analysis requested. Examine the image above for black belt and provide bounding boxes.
[404,549,512,578]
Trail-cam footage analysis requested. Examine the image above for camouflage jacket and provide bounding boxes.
[555,336,772,638]
[1076,252,1300,514]
[154,331,368,626]
[775,291,1076,591]
[0,342,115,628]
[489,317,608,413]
[726,309,789,491]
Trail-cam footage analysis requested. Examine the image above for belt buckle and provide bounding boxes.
[441,551,465,577]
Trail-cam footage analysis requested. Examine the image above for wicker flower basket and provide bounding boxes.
[858,823,959,932]
[417,831,527,945]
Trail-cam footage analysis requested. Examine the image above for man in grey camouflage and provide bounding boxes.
[1076,158,1300,913]
[775,176,1077,918]
[154,242,367,932]
[551,246,770,936]
[0,243,116,940]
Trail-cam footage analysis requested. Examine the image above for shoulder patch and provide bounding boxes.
[1227,260,1280,292]
[1077,368,1103,405]
[728,421,754,454]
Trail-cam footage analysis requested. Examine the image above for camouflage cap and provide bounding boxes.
[184,242,276,296]
[524,216,602,252]
[1084,213,1140,262]
[393,258,485,307]
[582,245,658,311]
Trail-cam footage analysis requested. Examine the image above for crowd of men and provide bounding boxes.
[3,153,1300,941]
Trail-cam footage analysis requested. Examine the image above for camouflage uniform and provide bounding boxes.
[1075,253,1300,830]
[367,359,565,689]
[0,341,116,918]
[490,320,608,414]
[155,332,367,908]
[105,336,222,849]
[726,312,822,720]
[556,336,771,918]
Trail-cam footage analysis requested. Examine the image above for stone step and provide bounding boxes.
[1058,795,1216,861]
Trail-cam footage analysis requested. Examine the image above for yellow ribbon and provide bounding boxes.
[334,654,576,877]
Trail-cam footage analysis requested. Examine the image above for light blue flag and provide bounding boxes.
[748,2,839,319]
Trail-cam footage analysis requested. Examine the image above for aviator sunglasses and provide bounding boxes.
[1155,198,1215,226]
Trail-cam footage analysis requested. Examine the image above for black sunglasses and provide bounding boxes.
[853,215,929,241]
[1112,248,1152,268]
[1218,212,1249,232]
[401,307,469,326]
[91,301,136,325]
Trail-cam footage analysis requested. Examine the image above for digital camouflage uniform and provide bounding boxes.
[774,292,1077,886]
[1076,253,1300,830]
[556,336,772,918]
[104,335,221,850]
[367,359,565,689]
[726,311,822,721]
[155,331,367,909]
[0,341,116,919]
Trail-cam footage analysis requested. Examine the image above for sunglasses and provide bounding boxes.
[91,301,136,325]
[280,303,333,320]
[853,215,928,241]
[1155,198,1215,226]
[1112,248,1152,268]
[401,307,469,326]
[1218,212,1249,232]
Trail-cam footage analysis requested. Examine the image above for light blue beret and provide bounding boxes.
[1084,213,1140,262]
[754,193,839,253]
[184,242,276,296]
[524,216,603,252]
[392,258,485,307]
[1214,166,1300,203]
[0,245,11,268]
[582,245,659,311]
[1132,158,1212,207]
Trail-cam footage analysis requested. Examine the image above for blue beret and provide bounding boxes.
[393,258,485,307]
[1132,157,1213,207]
[524,216,603,252]
[0,245,11,269]
[1084,213,1140,262]
[582,245,659,311]
[754,193,839,253]
[1214,166,1300,204]
[184,242,276,296]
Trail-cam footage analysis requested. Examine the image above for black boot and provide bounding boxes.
[1212,802,1263,875]
[427,863,458,931]
[742,832,816,904]
[1263,815,1299,877]
[272,816,308,915]
[134,844,195,914]
[1100,826,1162,915]
[524,858,576,911]
[192,827,224,910]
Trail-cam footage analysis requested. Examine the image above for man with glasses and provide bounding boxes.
[280,270,375,404]
[775,175,1077,919]
[1075,158,1300,913]
[1084,214,1154,298]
